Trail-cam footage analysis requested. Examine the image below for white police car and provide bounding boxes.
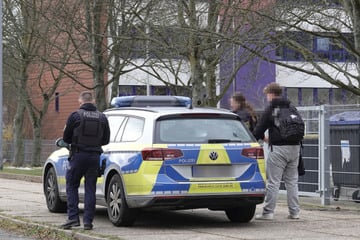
[43,96,266,226]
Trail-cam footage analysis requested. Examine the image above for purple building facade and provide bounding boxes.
[219,47,276,111]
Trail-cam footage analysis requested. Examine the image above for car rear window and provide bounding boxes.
[155,116,254,143]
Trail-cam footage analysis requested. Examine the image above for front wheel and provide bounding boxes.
[225,205,256,223]
[44,167,67,213]
[106,174,138,226]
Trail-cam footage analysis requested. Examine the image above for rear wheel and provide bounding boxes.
[332,187,340,201]
[106,174,138,226]
[352,190,360,203]
[44,167,67,213]
[225,205,256,223]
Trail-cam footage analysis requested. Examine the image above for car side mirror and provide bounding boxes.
[55,138,69,149]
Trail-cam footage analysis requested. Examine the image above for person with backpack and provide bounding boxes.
[229,92,257,132]
[252,82,303,220]
[60,91,110,230]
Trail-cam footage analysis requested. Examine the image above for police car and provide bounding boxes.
[43,95,266,226]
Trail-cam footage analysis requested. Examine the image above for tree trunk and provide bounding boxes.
[205,61,218,107]
[31,121,42,167]
[12,98,25,167]
[190,56,206,106]
[110,55,121,102]
[89,0,108,111]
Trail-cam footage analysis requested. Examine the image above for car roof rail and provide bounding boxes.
[111,95,193,109]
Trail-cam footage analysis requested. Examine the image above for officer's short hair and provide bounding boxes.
[79,91,93,103]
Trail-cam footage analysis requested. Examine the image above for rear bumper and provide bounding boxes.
[126,192,265,209]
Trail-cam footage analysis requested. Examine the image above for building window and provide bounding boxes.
[285,87,359,106]
[118,85,147,96]
[277,32,312,61]
[117,85,191,97]
[317,88,329,105]
[55,92,59,112]
[118,25,187,59]
[301,88,313,106]
[315,37,330,51]
[286,88,299,106]
[277,32,355,62]
[346,91,360,104]
[313,88,318,105]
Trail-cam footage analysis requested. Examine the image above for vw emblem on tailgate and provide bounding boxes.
[209,151,218,161]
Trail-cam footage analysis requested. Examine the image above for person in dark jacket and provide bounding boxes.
[229,92,257,132]
[60,91,110,230]
[253,83,300,220]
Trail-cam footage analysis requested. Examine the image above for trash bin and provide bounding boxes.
[330,111,360,201]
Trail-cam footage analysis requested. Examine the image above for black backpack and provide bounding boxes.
[273,105,305,143]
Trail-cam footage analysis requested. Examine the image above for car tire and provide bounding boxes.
[332,187,340,201]
[352,190,360,203]
[44,167,67,213]
[106,174,138,226]
[225,205,256,223]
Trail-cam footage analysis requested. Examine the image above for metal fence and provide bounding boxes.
[283,104,360,205]
[2,104,360,205]
[2,139,58,166]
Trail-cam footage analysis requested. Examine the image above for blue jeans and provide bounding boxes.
[66,151,99,224]
[262,145,300,216]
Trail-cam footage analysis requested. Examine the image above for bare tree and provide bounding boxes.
[107,0,159,101]
[232,0,360,96]
[3,0,42,166]
[118,0,271,106]
[3,0,80,166]
[55,0,157,110]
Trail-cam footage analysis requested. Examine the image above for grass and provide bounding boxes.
[0,216,123,240]
[0,166,43,176]
[0,217,74,240]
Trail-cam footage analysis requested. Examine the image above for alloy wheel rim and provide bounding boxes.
[47,173,56,206]
[109,182,122,218]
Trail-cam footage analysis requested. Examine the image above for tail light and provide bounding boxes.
[141,148,183,161]
[241,147,264,159]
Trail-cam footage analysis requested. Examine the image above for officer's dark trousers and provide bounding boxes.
[66,151,100,225]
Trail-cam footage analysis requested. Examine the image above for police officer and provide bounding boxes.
[60,91,110,230]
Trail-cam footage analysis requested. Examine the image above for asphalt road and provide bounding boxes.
[0,177,360,240]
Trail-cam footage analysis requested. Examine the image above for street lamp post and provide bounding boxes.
[0,0,3,170]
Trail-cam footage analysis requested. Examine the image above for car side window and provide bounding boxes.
[107,115,126,142]
[122,117,144,142]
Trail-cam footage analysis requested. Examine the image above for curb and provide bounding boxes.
[0,172,42,183]
[0,214,107,240]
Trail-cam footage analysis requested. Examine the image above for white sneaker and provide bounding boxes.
[288,214,300,219]
[255,213,274,220]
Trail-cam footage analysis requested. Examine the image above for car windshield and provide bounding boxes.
[155,116,254,143]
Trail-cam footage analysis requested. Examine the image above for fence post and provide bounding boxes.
[319,105,331,205]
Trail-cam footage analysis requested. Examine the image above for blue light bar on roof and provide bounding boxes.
[111,95,192,108]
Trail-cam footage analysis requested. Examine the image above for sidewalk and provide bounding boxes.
[1,171,357,212]
[1,172,360,240]
[0,229,34,240]
[0,173,101,240]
